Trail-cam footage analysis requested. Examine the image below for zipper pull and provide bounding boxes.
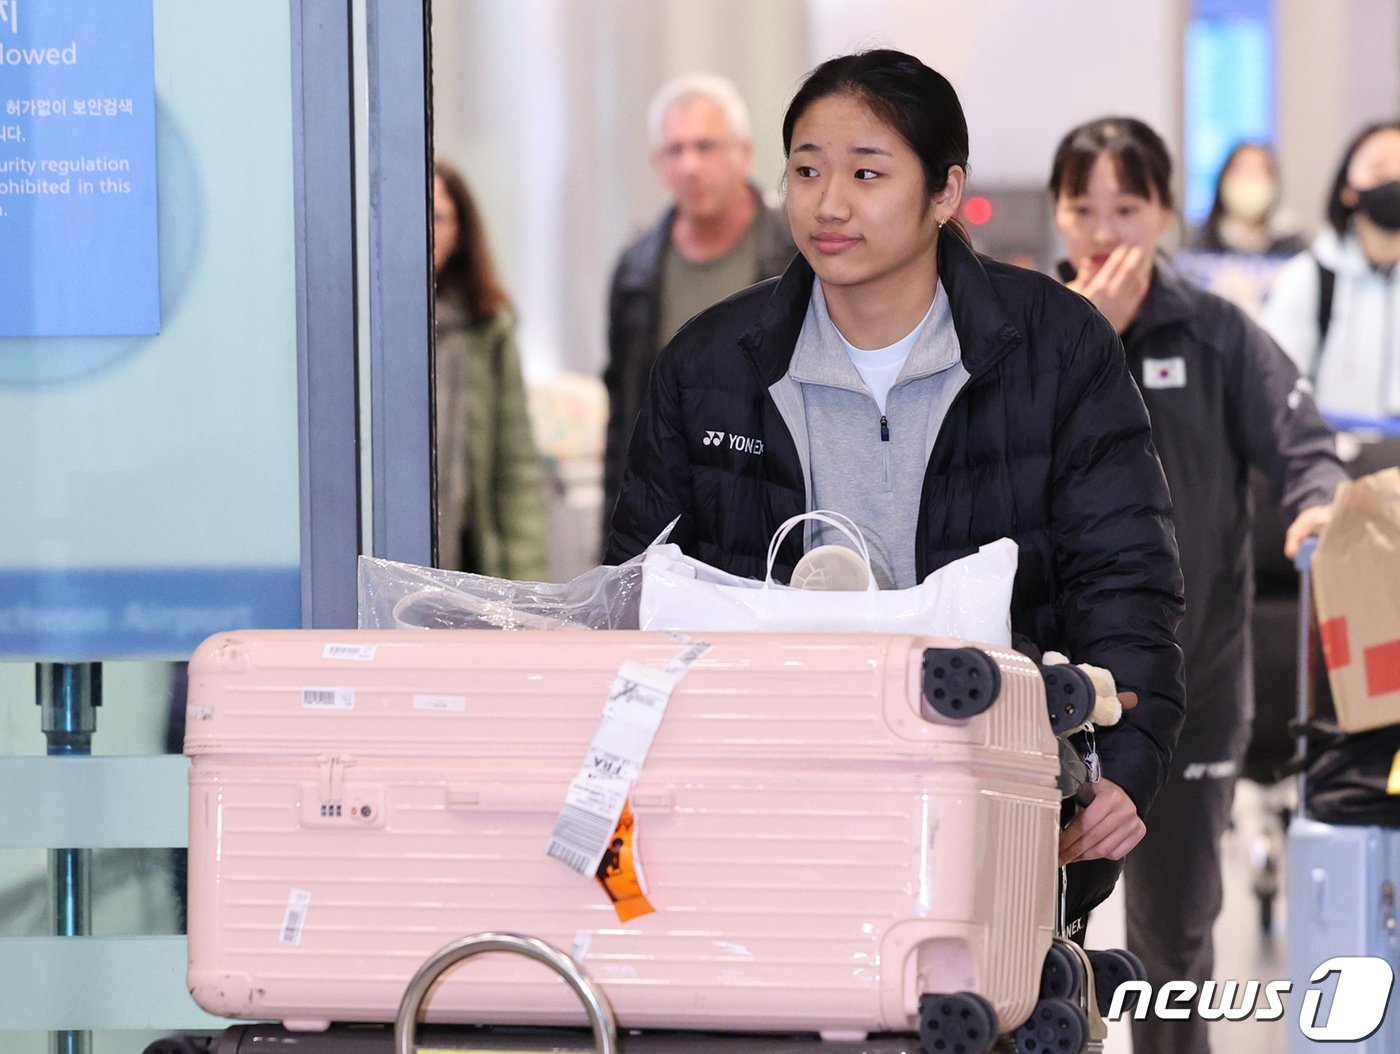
[1084,724,1101,783]
[879,414,892,485]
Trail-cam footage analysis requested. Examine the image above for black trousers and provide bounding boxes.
[1121,734,1244,1054]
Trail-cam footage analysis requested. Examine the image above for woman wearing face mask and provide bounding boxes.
[610,51,1188,945]
[1194,141,1306,257]
[1050,117,1347,1054]
[433,160,549,579]
[1260,121,1400,423]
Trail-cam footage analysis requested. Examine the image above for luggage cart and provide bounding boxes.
[148,889,1135,1054]
[1246,424,1400,934]
[1282,537,1400,1053]
[147,919,1135,1053]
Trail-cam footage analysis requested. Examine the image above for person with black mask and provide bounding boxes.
[1261,121,1400,423]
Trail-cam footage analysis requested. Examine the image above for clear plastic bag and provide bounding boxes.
[356,554,646,631]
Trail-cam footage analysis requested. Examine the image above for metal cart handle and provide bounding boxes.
[1294,535,1319,820]
[393,931,619,1054]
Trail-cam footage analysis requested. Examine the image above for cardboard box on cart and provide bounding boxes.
[1313,467,1400,732]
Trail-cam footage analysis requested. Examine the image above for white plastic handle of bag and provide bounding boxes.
[390,588,572,631]
[764,510,878,592]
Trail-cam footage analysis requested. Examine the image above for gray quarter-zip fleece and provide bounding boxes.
[767,278,968,587]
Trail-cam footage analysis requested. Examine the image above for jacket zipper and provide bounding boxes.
[880,413,891,485]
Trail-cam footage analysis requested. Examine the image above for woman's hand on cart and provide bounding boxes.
[1284,502,1333,560]
[1059,777,1146,865]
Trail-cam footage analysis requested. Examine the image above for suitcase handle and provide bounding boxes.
[445,784,559,810]
[445,784,676,813]
[631,787,676,812]
[394,932,618,1054]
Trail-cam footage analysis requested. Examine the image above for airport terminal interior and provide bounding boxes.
[2,1,1399,1052]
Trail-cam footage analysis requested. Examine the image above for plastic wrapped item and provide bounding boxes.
[357,554,646,631]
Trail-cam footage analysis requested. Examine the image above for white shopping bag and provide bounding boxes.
[639,511,1017,644]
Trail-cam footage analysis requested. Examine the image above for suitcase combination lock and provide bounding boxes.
[301,755,385,828]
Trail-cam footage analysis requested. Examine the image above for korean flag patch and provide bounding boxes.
[1142,356,1187,389]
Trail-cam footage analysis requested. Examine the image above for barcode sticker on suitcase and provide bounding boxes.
[546,643,711,876]
[322,643,378,662]
[280,888,312,946]
[301,687,354,711]
[546,773,631,875]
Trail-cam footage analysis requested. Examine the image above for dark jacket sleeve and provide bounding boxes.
[1221,308,1347,522]
[601,258,632,533]
[1050,311,1187,816]
[603,341,696,564]
[755,204,797,280]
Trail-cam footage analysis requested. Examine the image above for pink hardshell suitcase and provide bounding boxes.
[185,630,1065,1042]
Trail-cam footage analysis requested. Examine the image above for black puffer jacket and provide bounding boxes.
[607,233,1186,816]
[1112,259,1345,749]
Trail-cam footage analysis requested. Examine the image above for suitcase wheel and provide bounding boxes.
[1039,940,1087,1001]
[921,648,1001,721]
[1088,947,1147,1017]
[1014,996,1088,1054]
[918,990,999,1054]
[1040,664,1094,736]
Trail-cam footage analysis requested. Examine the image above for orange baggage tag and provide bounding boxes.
[597,800,655,922]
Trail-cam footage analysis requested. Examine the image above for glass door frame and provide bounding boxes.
[296,0,434,630]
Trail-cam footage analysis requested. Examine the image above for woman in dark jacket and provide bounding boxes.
[1050,117,1346,1054]
[608,51,1186,937]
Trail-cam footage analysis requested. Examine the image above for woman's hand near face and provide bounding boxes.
[1067,244,1153,333]
[1059,776,1146,865]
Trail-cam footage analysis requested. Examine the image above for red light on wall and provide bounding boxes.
[964,196,994,226]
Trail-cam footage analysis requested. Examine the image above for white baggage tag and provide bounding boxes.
[546,643,711,876]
